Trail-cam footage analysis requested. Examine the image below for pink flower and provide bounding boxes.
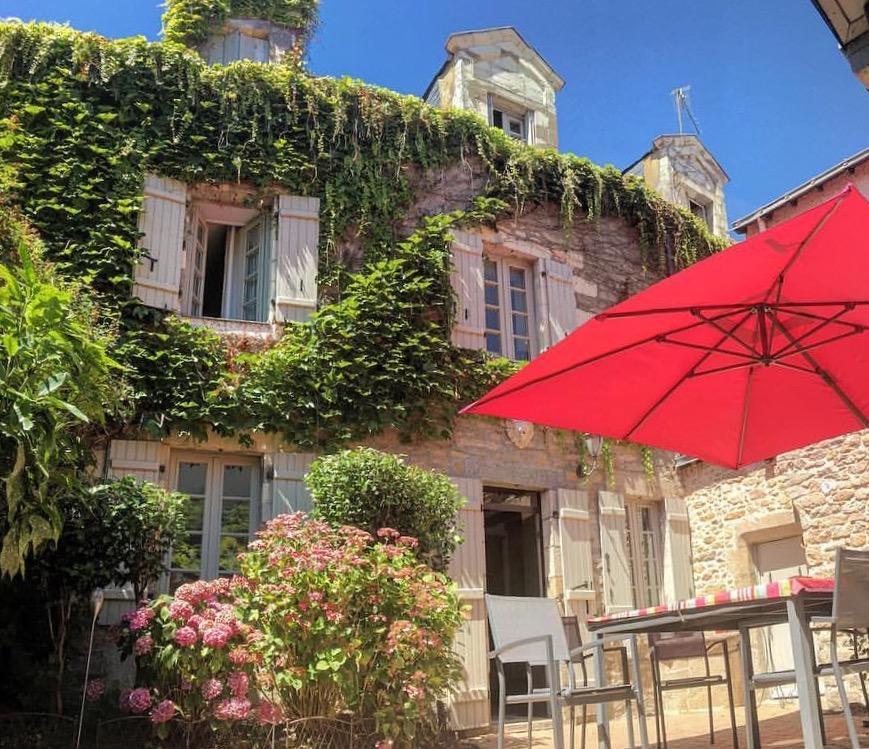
[150,699,176,724]
[85,678,105,702]
[168,599,194,621]
[202,625,232,649]
[375,741,394,749]
[128,688,152,714]
[118,690,132,712]
[214,697,251,721]
[308,591,323,602]
[229,646,253,665]
[256,700,283,725]
[127,608,154,632]
[227,671,249,698]
[376,528,400,539]
[133,635,153,656]
[397,535,419,548]
[173,626,198,647]
[201,678,223,701]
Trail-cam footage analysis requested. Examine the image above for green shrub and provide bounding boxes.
[307,448,464,571]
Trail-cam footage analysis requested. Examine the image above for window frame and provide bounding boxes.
[489,97,530,143]
[624,500,663,609]
[167,452,261,589]
[483,255,537,361]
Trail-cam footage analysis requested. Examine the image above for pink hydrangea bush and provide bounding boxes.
[119,513,463,747]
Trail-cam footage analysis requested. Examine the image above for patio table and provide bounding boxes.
[586,576,834,749]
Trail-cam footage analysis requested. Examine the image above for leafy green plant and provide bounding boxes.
[121,513,463,747]
[0,222,119,576]
[163,0,320,47]
[27,477,187,713]
[307,448,465,570]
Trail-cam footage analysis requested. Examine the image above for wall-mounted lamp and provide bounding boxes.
[577,434,604,478]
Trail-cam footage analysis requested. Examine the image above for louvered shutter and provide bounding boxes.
[263,452,316,520]
[541,257,578,349]
[662,496,695,601]
[273,195,319,324]
[598,491,634,613]
[107,439,169,485]
[450,231,485,350]
[556,489,595,621]
[134,174,187,311]
[446,477,489,731]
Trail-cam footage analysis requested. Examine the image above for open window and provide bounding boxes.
[484,256,535,361]
[688,197,713,231]
[488,94,532,144]
[183,204,271,322]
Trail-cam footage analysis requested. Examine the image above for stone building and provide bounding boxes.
[79,19,727,733]
[680,147,869,706]
[625,134,730,240]
[423,27,564,148]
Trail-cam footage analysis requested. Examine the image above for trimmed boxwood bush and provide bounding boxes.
[307,448,464,571]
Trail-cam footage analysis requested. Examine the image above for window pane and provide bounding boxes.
[485,284,499,306]
[486,332,502,355]
[178,462,207,496]
[509,267,527,289]
[182,496,205,532]
[219,536,247,573]
[512,313,529,337]
[171,533,202,572]
[222,464,252,498]
[510,289,528,313]
[485,308,501,331]
[221,500,250,534]
[513,337,530,361]
[492,109,503,129]
[484,259,498,282]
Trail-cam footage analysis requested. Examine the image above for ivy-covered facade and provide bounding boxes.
[0,3,728,730]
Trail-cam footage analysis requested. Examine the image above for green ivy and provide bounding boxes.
[0,21,725,451]
[162,0,320,47]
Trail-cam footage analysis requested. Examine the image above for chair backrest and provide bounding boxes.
[485,594,571,665]
[561,615,584,663]
[833,548,869,629]
[648,631,707,662]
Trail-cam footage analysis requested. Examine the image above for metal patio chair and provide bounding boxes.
[486,594,649,749]
[648,632,738,748]
[748,548,869,749]
[562,614,633,749]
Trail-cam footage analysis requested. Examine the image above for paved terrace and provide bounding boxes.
[471,704,868,748]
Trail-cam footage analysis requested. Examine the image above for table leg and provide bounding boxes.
[594,632,611,749]
[739,625,760,749]
[786,597,824,748]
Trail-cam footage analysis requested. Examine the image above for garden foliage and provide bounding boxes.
[119,513,463,747]
[308,448,464,571]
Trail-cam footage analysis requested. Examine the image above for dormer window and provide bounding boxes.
[488,94,533,144]
[688,197,712,231]
[492,107,526,141]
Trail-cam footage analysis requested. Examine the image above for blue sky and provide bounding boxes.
[3,0,867,224]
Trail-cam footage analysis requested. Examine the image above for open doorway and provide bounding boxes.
[484,487,546,717]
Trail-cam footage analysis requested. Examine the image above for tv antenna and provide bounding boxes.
[671,86,701,135]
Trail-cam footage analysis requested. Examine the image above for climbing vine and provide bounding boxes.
[0,20,725,450]
[162,0,320,47]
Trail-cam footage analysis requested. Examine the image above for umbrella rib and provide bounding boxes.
[465,309,742,410]
[771,306,853,358]
[735,367,756,468]
[597,300,869,320]
[776,327,865,360]
[657,338,757,361]
[768,314,869,428]
[622,311,754,441]
[765,194,847,305]
[688,361,756,378]
[696,311,760,357]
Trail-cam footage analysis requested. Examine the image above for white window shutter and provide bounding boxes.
[107,439,169,486]
[263,452,316,520]
[273,195,319,324]
[450,231,485,350]
[541,257,578,349]
[556,489,595,620]
[662,496,695,601]
[134,174,187,312]
[446,476,489,731]
[598,490,634,613]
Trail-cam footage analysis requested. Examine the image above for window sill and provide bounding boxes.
[181,315,274,338]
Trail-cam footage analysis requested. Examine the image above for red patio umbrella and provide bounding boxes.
[462,184,869,468]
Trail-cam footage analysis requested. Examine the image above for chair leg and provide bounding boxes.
[722,643,739,749]
[580,705,587,749]
[497,664,507,749]
[835,665,861,749]
[527,665,534,749]
[569,705,575,749]
[706,683,715,744]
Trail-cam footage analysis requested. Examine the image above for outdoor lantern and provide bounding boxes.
[577,434,604,478]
